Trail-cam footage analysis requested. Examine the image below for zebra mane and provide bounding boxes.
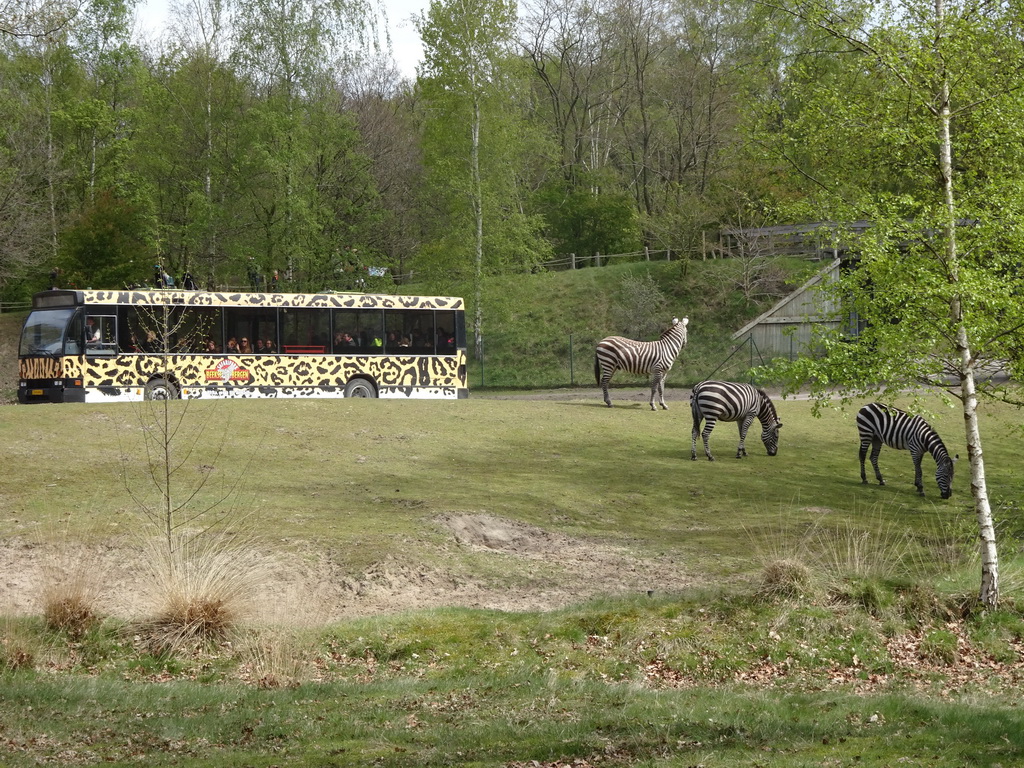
[756,387,781,425]
[658,316,689,346]
[929,433,953,463]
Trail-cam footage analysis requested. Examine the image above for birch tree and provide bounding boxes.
[760,0,1024,608]
[417,0,550,356]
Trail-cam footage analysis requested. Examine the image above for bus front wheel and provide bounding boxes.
[344,379,377,398]
[145,378,179,400]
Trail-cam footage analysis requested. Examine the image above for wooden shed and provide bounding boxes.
[731,257,858,361]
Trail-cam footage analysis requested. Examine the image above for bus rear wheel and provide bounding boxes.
[344,379,377,398]
[145,378,179,400]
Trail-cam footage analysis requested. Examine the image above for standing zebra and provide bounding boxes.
[594,317,689,410]
[690,381,782,460]
[857,403,955,498]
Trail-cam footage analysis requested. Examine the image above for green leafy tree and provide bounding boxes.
[536,172,642,260]
[230,0,377,291]
[759,0,1024,608]
[0,40,54,295]
[58,188,147,287]
[417,0,551,356]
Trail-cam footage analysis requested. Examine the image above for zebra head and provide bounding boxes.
[936,454,956,499]
[756,388,782,456]
[761,419,782,456]
[662,316,689,343]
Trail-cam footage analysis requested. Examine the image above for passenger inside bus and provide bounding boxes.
[85,317,101,344]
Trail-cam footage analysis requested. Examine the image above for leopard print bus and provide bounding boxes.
[19,357,63,380]
[85,290,464,311]
[79,352,466,393]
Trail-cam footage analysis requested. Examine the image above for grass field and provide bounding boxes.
[3,392,1024,766]
[5,392,1016,581]
[3,264,1023,766]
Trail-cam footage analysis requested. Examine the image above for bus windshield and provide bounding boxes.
[19,308,77,356]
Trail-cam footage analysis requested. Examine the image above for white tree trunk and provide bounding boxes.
[936,0,998,607]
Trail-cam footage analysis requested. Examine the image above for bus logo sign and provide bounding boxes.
[207,358,251,384]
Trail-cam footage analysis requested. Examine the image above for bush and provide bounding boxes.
[756,559,813,600]
[139,530,272,653]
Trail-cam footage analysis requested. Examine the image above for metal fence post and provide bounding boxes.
[569,334,574,385]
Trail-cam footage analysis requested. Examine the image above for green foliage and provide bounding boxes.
[757,1,1024,402]
[536,173,643,260]
[415,0,554,296]
[58,190,150,289]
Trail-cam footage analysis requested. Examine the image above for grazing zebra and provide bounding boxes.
[594,317,689,411]
[690,381,782,461]
[856,403,955,498]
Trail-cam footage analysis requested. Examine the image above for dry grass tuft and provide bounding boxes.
[756,558,813,600]
[808,519,920,582]
[0,618,36,670]
[236,624,314,688]
[39,539,106,638]
[139,528,272,653]
[42,593,100,638]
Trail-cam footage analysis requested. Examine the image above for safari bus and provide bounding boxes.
[17,288,468,403]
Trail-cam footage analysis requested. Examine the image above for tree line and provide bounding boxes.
[0,0,802,306]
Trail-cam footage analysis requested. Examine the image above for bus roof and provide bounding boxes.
[34,289,464,312]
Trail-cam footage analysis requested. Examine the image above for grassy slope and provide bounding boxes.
[461,258,816,388]
[0,258,800,398]
[0,310,21,403]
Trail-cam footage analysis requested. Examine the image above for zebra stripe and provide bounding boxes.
[594,317,689,411]
[690,380,782,461]
[856,403,954,498]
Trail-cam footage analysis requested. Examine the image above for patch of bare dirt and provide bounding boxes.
[0,515,692,624]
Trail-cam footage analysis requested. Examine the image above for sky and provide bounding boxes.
[133,0,429,80]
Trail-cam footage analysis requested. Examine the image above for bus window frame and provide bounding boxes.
[84,311,119,356]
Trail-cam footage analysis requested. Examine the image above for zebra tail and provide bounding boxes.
[594,354,600,386]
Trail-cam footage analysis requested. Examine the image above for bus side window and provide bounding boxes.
[85,315,118,356]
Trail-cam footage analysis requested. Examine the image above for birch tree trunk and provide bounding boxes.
[935,0,998,608]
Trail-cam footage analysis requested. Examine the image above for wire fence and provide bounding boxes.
[538,247,677,271]
[465,332,774,391]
